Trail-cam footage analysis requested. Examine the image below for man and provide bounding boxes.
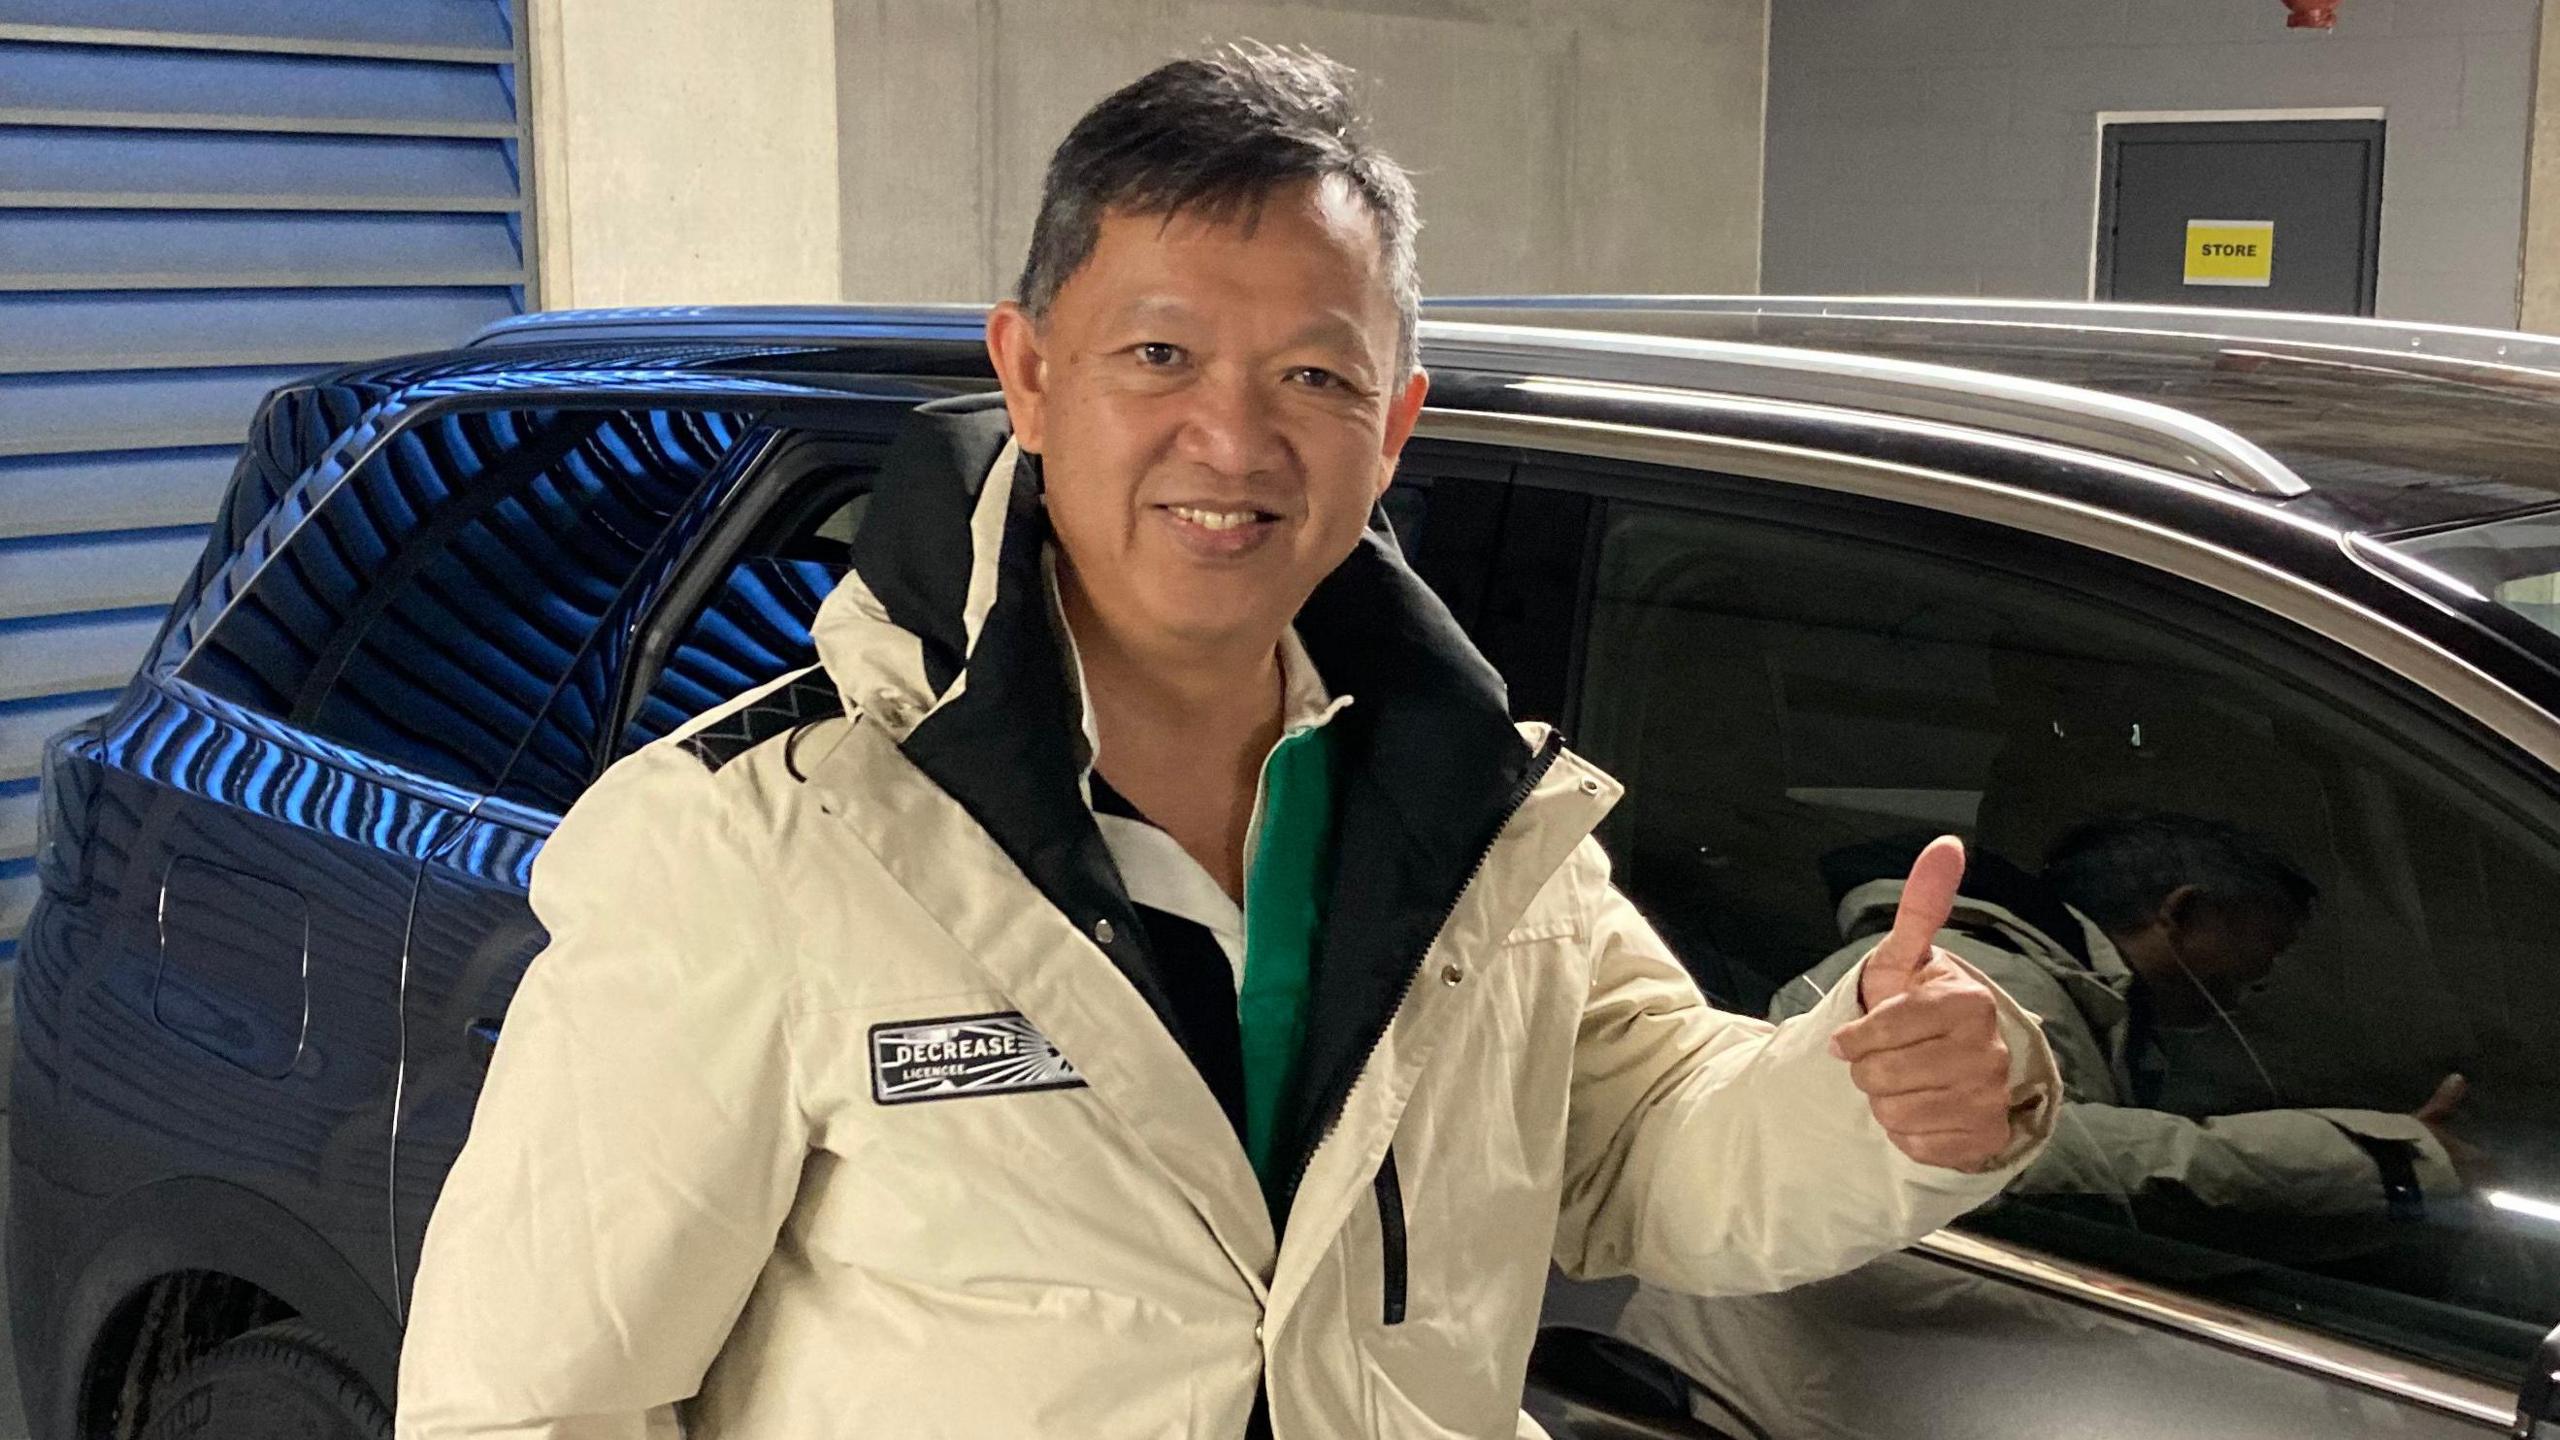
[396,46,2059,1439]
[1771,813,2470,1217]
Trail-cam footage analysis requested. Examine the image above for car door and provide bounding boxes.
[1510,446,2560,1439]
[389,398,918,1310]
[362,398,778,1310]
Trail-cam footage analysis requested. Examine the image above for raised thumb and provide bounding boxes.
[2416,1072,2468,1124]
[1864,835,1966,1006]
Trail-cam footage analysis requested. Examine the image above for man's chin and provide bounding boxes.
[1133,587,1301,652]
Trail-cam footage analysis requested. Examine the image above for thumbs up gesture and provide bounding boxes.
[1827,836,2018,1173]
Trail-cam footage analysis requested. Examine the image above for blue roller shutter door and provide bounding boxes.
[0,0,534,959]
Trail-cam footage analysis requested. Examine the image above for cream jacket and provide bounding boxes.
[396,399,2062,1439]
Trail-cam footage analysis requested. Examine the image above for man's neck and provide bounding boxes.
[1068,602,1282,739]
[1063,575,1284,902]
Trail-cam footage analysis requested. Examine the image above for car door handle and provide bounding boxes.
[464,1018,504,1066]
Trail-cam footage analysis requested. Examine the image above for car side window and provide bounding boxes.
[177,405,753,795]
[1577,495,2560,1382]
[617,434,887,758]
[1383,448,1584,727]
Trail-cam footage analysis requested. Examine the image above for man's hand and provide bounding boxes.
[1828,836,2017,1173]
[2412,1072,2493,1190]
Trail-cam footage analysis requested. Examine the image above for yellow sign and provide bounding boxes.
[2184,219,2275,288]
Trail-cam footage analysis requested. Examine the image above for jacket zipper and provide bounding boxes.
[1374,1148,1408,1325]
[1276,730,1566,1216]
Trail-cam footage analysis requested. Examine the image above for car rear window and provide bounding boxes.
[177,404,752,793]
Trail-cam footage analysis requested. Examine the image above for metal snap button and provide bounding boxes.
[1094,918,1115,946]
[1579,777,1603,796]
[1441,964,1464,987]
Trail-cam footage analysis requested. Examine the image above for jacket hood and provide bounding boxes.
[808,393,1550,1200]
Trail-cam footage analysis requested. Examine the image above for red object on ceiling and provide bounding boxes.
[2284,0,2339,27]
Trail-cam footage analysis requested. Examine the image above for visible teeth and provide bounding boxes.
[1170,506,1259,531]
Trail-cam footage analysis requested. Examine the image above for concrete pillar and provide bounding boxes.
[528,0,844,308]
[2525,1,2560,334]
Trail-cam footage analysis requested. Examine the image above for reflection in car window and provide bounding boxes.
[179,407,751,795]
[1578,499,2560,1383]
[2389,507,2560,644]
[619,462,880,759]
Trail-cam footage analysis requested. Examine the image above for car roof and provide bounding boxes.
[1429,296,2560,534]
[462,299,2560,533]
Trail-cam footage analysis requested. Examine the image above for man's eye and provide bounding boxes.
[1288,367,1342,389]
[1134,343,1183,366]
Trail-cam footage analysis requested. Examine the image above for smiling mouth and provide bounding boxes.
[1163,504,1278,532]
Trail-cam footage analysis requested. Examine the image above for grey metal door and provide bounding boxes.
[2097,119,2383,315]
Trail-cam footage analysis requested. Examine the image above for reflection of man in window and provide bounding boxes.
[1772,813,2477,1218]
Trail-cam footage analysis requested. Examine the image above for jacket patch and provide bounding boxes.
[869,1011,1086,1104]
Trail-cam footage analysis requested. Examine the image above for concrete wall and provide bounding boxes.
[530,0,1770,310]
[529,0,843,306]
[1761,0,2538,329]
[2522,1,2560,331]
[836,0,1770,304]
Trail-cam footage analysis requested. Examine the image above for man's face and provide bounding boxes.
[2169,902,2301,1000]
[2123,890,2303,1008]
[987,176,1430,652]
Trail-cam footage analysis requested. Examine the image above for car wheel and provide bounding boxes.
[137,1321,391,1440]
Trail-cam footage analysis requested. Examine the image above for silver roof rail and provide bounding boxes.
[1428,294,2560,374]
[1422,320,2308,497]
[466,304,2308,498]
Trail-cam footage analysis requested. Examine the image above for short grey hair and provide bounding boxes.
[2042,812,2318,936]
[1015,42,1423,373]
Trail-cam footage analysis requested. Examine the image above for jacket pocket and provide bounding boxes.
[1374,1148,1408,1326]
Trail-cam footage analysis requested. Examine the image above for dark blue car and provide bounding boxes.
[17,300,2560,1440]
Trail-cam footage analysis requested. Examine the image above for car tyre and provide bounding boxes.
[136,1321,391,1440]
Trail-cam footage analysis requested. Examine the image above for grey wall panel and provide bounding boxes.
[0,366,335,457]
[0,126,524,209]
[0,692,111,781]
[0,211,527,290]
[0,528,210,620]
[0,449,243,537]
[0,40,517,135]
[0,0,512,60]
[0,611,162,701]
[0,872,32,941]
[0,0,528,957]
[0,288,520,372]
[1761,0,2537,329]
[0,786,34,862]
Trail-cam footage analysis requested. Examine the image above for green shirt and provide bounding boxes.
[1238,721,1341,1213]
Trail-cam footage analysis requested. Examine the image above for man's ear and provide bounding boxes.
[986,302,1049,453]
[1374,367,1431,497]
[2158,883,2207,937]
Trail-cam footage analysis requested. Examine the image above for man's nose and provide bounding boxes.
[1174,369,1288,478]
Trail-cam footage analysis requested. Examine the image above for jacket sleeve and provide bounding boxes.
[2026,1098,2458,1217]
[1788,934,2461,1218]
[1552,842,2062,1298]
[395,744,810,1439]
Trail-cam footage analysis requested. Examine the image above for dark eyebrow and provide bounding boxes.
[1110,297,1200,329]
[1284,313,1372,354]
